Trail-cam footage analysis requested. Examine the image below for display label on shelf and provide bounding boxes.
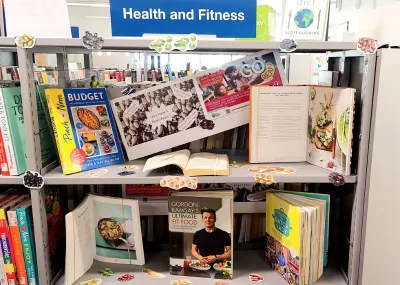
[109,0,257,38]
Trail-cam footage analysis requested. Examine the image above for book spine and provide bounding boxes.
[0,241,7,285]
[0,210,16,284]
[0,127,10,176]
[16,208,37,285]
[7,210,27,285]
[45,92,65,168]
[0,93,17,175]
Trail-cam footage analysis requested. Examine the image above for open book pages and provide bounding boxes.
[169,191,233,279]
[143,149,230,176]
[64,194,144,285]
[266,191,328,285]
[250,86,355,175]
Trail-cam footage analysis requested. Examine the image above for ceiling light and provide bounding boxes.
[97,51,103,56]
[125,52,130,57]
[107,52,112,56]
[67,3,110,8]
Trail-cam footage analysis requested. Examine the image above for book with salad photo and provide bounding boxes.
[64,194,144,285]
[169,191,233,280]
[249,86,355,175]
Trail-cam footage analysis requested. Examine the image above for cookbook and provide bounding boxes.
[45,88,124,174]
[111,50,286,160]
[249,86,355,175]
[143,149,229,176]
[265,191,329,285]
[0,86,56,175]
[64,194,144,285]
[169,191,233,280]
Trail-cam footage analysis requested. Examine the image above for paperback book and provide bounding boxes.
[0,86,56,175]
[45,88,124,174]
[250,86,355,175]
[143,149,230,176]
[111,50,286,160]
[265,191,329,285]
[169,191,233,280]
[64,194,144,285]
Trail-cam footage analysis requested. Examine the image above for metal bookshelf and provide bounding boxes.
[6,38,376,285]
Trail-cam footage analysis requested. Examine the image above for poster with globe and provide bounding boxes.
[281,0,329,41]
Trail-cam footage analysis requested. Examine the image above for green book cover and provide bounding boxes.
[0,87,56,174]
[236,5,276,41]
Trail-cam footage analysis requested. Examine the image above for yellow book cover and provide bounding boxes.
[266,192,301,285]
[45,88,124,174]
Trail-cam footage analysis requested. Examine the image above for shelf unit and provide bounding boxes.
[1,38,376,285]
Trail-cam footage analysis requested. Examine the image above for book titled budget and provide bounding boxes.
[45,88,124,174]
[250,86,355,175]
[169,191,233,280]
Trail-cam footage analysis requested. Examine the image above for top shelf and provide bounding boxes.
[0,38,358,52]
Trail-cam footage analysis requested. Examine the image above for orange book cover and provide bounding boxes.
[6,210,27,285]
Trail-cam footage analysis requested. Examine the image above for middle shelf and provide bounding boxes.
[42,159,356,185]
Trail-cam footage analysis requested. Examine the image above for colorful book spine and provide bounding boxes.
[45,92,65,168]
[0,244,7,285]
[17,205,38,285]
[7,210,27,285]
[0,210,16,284]
[0,128,10,176]
[0,91,16,175]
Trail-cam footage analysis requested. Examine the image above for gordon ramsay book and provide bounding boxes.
[45,88,124,174]
[64,194,144,285]
[169,191,233,280]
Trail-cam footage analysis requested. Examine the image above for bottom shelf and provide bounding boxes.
[56,250,346,285]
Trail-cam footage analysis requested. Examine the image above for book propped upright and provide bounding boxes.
[143,149,230,176]
[169,191,233,280]
[249,86,355,175]
[265,191,330,285]
[64,194,144,285]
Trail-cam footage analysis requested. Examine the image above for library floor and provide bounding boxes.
[56,250,346,285]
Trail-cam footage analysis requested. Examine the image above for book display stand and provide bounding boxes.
[0,38,383,285]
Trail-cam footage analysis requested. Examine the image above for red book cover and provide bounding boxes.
[0,128,10,176]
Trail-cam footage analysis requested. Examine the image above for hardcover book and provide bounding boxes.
[0,86,57,175]
[111,50,286,160]
[265,191,329,285]
[64,194,144,285]
[250,86,355,175]
[169,191,233,280]
[45,88,124,174]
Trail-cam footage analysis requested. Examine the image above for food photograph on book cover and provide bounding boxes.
[307,87,354,174]
[196,51,285,119]
[169,196,233,280]
[93,200,138,261]
[112,78,205,147]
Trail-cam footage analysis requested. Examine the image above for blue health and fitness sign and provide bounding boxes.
[109,0,257,38]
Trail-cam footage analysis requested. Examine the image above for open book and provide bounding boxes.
[64,195,144,285]
[250,86,355,175]
[266,191,329,285]
[143,149,230,176]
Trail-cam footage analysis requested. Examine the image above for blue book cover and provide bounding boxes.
[16,201,38,285]
[45,88,124,174]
